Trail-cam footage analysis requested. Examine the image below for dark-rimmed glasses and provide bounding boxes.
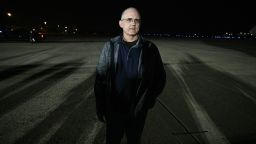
[121,18,141,24]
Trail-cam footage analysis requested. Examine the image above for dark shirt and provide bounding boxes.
[115,39,141,114]
[123,40,137,49]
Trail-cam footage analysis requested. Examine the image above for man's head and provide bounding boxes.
[119,7,141,37]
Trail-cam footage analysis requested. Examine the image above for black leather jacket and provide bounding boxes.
[94,35,166,119]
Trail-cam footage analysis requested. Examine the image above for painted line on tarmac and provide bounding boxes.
[82,121,103,144]
[173,67,230,144]
[157,98,201,144]
[39,87,95,144]
[236,87,256,105]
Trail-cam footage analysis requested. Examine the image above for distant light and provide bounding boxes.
[65,26,68,29]
[7,12,12,17]
[44,21,47,25]
[0,30,2,33]
[57,25,60,28]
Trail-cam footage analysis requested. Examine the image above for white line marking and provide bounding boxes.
[173,67,230,144]
[83,122,103,144]
[236,87,256,105]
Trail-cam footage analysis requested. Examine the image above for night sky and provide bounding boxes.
[1,0,255,34]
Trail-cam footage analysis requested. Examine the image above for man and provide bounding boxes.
[94,7,166,144]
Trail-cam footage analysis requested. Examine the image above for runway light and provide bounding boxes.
[7,12,12,17]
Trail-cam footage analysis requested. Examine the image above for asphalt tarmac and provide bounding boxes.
[0,38,255,144]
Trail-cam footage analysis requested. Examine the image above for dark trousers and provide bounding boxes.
[106,111,147,144]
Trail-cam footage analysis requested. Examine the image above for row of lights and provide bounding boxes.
[5,12,78,33]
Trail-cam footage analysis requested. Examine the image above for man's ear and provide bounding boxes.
[119,20,123,28]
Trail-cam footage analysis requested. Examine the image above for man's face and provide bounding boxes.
[119,9,141,36]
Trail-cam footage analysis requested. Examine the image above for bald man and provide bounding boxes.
[94,7,166,144]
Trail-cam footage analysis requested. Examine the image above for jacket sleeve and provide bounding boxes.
[94,42,111,117]
[153,44,166,96]
[147,43,166,108]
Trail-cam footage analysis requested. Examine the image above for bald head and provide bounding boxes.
[121,7,141,20]
[119,7,141,41]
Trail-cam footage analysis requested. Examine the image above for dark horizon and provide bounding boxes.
[1,0,255,34]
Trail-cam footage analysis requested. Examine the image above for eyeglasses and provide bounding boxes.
[121,18,141,24]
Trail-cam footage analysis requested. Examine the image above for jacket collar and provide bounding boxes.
[117,34,145,48]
